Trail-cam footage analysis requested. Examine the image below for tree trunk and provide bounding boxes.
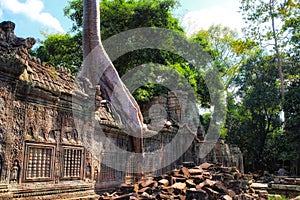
[81,0,144,156]
[269,0,285,124]
[82,0,100,58]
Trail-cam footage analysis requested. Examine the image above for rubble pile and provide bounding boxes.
[99,162,269,200]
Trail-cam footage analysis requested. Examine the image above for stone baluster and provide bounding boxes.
[76,150,81,177]
[32,148,37,178]
[28,148,33,178]
[67,149,71,177]
[71,149,75,176]
[46,149,51,177]
[41,149,46,177]
[64,150,68,177]
[37,149,42,177]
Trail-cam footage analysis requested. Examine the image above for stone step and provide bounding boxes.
[0,184,9,193]
[271,184,300,192]
[9,182,99,199]
[0,184,8,190]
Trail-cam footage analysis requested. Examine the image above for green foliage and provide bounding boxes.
[123,61,209,107]
[225,0,300,173]
[133,84,168,103]
[35,0,214,106]
[34,32,82,75]
[64,0,183,40]
[191,25,237,73]
[225,53,283,172]
[268,195,287,200]
[240,0,300,59]
[201,113,211,133]
[36,0,183,75]
[97,0,185,89]
[63,0,83,32]
[281,78,300,166]
[240,0,300,105]
[100,0,183,40]
[281,1,300,61]
[190,25,257,89]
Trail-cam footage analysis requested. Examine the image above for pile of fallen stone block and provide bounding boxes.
[99,162,269,200]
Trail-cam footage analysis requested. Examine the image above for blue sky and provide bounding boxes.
[0,0,242,41]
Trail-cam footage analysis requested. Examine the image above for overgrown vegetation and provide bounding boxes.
[33,0,300,174]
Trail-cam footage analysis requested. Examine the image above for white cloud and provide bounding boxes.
[0,0,64,33]
[0,9,2,19]
[182,2,243,37]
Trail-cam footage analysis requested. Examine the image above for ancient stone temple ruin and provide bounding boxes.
[0,20,103,199]
[0,20,130,199]
[140,93,244,176]
[0,21,243,199]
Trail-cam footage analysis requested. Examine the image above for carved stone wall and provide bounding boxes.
[0,21,129,199]
[0,76,15,183]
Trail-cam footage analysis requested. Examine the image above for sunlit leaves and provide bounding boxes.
[34,33,82,75]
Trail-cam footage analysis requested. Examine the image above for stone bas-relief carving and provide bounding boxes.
[0,21,104,199]
[10,160,19,183]
[0,20,137,199]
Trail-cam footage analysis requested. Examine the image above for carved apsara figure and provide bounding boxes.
[11,160,19,183]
